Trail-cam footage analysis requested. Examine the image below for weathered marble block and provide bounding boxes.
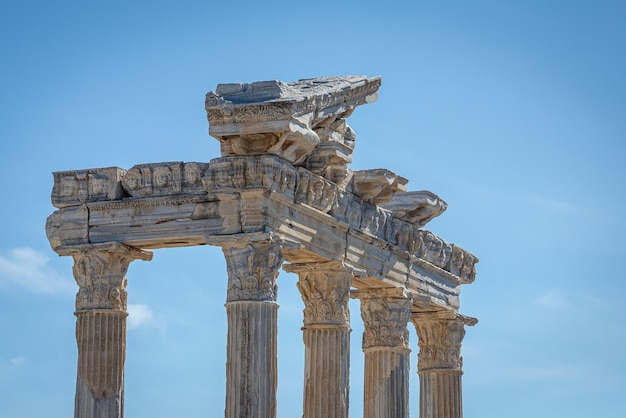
[205,75,381,164]
[351,169,408,205]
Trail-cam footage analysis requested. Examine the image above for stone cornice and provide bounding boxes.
[205,76,381,127]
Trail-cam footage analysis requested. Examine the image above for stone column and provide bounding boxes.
[284,261,352,418]
[411,314,471,418]
[57,242,152,418]
[353,289,412,418]
[220,238,283,418]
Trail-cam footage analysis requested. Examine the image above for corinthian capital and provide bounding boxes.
[57,242,152,312]
[411,316,467,371]
[356,290,412,350]
[285,261,352,328]
[222,240,284,303]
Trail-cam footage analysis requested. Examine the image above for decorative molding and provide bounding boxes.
[295,168,338,214]
[206,155,297,195]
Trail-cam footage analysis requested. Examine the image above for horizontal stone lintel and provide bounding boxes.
[47,196,470,313]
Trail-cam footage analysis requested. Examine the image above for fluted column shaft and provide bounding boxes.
[356,291,412,418]
[412,316,467,418]
[222,240,283,418]
[58,242,152,418]
[285,261,352,418]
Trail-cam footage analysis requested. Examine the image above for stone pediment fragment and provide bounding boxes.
[350,169,408,205]
[205,75,381,165]
[381,191,447,228]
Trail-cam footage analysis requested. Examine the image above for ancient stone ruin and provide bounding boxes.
[46,75,478,418]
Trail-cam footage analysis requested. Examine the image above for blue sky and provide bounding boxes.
[1,1,625,417]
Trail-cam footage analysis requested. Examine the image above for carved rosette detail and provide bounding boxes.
[360,297,412,350]
[292,264,352,328]
[223,242,283,302]
[412,318,466,371]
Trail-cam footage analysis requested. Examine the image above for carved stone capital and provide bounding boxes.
[57,242,152,312]
[222,239,284,303]
[411,316,466,371]
[354,290,412,350]
[286,261,352,328]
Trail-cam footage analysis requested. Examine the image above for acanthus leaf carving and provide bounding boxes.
[289,262,352,328]
[59,242,152,311]
[359,295,412,350]
[412,317,466,371]
[224,241,283,302]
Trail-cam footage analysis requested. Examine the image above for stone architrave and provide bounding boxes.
[353,289,412,418]
[411,314,476,418]
[57,242,152,418]
[284,261,353,418]
[209,234,284,418]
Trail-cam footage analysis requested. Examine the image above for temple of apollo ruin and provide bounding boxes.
[46,75,479,418]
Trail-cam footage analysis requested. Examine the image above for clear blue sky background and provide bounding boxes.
[1,1,625,417]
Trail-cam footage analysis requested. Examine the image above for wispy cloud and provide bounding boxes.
[0,247,74,294]
[9,356,27,366]
[534,289,569,310]
[127,303,155,329]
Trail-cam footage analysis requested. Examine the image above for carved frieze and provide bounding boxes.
[121,161,211,197]
[286,261,352,328]
[223,241,284,302]
[417,230,452,269]
[52,167,126,208]
[295,168,338,214]
[446,245,478,284]
[412,317,466,371]
[358,293,412,350]
[206,155,297,196]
